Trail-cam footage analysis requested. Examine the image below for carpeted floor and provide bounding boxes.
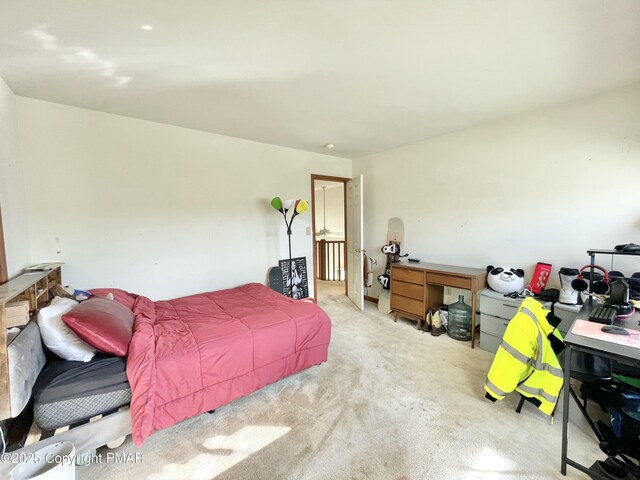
[78,285,601,479]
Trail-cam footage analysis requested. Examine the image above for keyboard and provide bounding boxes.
[588,305,618,324]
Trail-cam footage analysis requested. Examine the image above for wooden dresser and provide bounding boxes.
[390,262,487,348]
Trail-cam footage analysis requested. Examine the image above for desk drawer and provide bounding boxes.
[391,280,423,300]
[480,313,510,338]
[426,272,471,290]
[479,331,502,354]
[480,294,522,320]
[391,294,424,317]
[391,267,423,285]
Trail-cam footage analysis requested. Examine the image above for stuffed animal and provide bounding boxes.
[52,284,93,302]
[486,265,525,294]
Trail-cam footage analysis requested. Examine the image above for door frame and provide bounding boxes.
[0,204,8,284]
[310,174,350,301]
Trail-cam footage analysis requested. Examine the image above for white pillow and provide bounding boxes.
[37,297,96,362]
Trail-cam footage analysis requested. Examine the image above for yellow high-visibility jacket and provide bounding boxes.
[484,297,564,415]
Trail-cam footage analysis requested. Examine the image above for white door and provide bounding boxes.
[347,175,364,310]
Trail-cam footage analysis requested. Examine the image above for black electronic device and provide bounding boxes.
[609,277,630,304]
[614,243,640,253]
[588,305,617,324]
[609,302,634,316]
[601,325,630,336]
[407,258,420,263]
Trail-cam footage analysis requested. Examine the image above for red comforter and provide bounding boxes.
[123,283,331,445]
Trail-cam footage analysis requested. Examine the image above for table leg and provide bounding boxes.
[561,344,572,475]
[471,291,478,349]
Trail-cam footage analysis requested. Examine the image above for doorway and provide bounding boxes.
[311,175,349,301]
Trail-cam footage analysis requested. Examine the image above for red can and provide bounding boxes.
[528,262,552,294]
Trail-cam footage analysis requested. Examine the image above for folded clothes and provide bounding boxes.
[588,457,636,479]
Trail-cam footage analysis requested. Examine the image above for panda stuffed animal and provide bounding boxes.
[486,265,525,294]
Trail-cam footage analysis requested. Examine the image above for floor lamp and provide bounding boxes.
[271,197,309,297]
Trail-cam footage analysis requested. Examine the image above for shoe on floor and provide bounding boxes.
[421,309,433,333]
[431,310,445,336]
[605,457,640,479]
[588,458,636,479]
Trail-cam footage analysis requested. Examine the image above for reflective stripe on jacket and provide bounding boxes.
[484,297,564,415]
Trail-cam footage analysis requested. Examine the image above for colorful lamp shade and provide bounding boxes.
[294,199,309,215]
[270,197,308,218]
[282,199,295,213]
[271,197,284,214]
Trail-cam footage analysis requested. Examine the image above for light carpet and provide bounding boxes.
[78,286,601,479]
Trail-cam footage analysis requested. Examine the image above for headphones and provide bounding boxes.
[571,265,609,294]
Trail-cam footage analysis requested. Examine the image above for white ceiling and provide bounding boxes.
[1,1,639,159]
[315,180,344,191]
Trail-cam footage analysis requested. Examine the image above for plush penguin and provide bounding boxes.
[486,265,525,294]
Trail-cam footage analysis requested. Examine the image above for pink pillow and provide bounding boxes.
[89,288,137,310]
[62,297,134,356]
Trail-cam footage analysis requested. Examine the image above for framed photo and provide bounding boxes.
[279,257,309,299]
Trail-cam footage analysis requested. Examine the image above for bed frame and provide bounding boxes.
[0,408,131,476]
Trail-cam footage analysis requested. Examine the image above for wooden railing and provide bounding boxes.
[316,239,345,281]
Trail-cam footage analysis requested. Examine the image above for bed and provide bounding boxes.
[32,282,331,446]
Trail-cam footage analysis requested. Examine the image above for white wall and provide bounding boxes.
[354,83,640,300]
[17,98,351,300]
[314,183,344,240]
[0,77,31,277]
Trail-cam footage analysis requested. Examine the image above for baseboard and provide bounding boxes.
[364,295,378,304]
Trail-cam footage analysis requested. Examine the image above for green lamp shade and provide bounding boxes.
[271,197,283,212]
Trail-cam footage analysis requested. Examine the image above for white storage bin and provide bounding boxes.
[9,442,75,480]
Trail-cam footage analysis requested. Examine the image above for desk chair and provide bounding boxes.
[515,350,611,439]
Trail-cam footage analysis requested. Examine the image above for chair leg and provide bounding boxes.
[569,385,603,441]
[516,395,526,414]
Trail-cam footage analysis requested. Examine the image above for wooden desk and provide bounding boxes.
[390,262,487,348]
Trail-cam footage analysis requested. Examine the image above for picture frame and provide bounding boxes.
[279,257,309,299]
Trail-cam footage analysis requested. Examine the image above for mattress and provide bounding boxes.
[8,321,46,418]
[33,355,131,431]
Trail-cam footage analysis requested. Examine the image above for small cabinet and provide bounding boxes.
[554,302,581,336]
[479,289,523,354]
[478,288,581,354]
